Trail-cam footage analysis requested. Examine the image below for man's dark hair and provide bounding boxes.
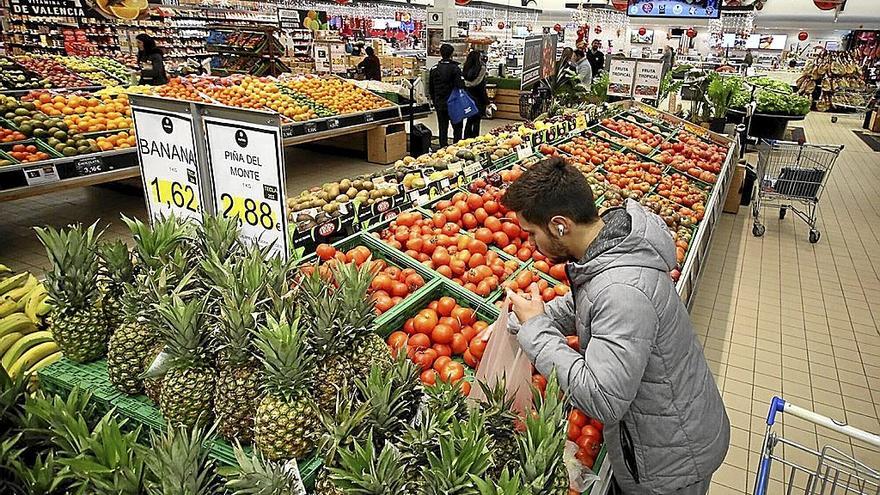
[574,49,585,58]
[502,157,598,227]
[440,43,454,59]
[365,46,375,56]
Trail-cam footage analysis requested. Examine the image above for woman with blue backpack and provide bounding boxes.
[428,44,465,146]
[463,50,489,139]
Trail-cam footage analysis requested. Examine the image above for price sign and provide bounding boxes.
[529,129,547,147]
[74,155,104,176]
[463,162,482,178]
[22,163,59,186]
[132,106,202,222]
[575,112,588,131]
[516,143,534,160]
[204,113,289,259]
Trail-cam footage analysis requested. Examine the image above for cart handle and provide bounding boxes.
[765,396,880,448]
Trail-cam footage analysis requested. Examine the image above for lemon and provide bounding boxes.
[110,5,142,20]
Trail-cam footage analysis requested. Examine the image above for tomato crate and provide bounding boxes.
[0,139,62,164]
[621,112,677,139]
[375,277,499,339]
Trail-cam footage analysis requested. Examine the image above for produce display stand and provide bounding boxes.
[32,99,736,494]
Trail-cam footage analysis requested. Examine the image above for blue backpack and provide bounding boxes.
[447,88,479,124]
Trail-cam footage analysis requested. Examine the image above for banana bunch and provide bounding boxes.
[0,265,60,380]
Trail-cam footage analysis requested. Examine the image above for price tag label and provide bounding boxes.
[132,107,203,222]
[575,113,587,131]
[74,155,105,176]
[516,143,533,160]
[327,118,340,129]
[204,114,289,260]
[463,162,481,178]
[364,112,375,123]
[304,122,318,134]
[22,163,59,186]
[448,161,463,173]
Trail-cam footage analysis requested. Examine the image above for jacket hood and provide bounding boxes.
[568,199,676,286]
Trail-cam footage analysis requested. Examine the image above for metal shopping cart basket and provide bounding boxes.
[754,397,880,495]
[751,139,844,243]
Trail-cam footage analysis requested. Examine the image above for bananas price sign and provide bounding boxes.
[204,113,289,260]
[131,104,203,223]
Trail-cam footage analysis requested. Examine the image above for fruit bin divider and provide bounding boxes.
[622,112,676,136]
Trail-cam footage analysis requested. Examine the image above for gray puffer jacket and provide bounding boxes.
[514,200,729,494]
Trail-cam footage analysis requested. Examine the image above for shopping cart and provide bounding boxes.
[751,139,844,243]
[753,397,880,495]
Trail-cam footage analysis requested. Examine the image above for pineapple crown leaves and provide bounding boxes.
[194,213,243,261]
[328,431,408,495]
[154,294,213,369]
[423,414,493,495]
[98,239,134,290]
[145,422,221,495]
[226,443,302,495]
[300,262,376,355]
[34,221,104,310]
[122,214,190,271]
[355,362,413,446]
[518,370,568,492]
[424,380,470,422]
[330,261,377,331]
[315,381,372,469]
[476,377,519,430]
[253,314,314,402]
[471,467,531,495]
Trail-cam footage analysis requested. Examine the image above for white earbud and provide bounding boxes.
[557,224,565,236]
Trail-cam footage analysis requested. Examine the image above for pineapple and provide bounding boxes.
[142,342,165,404]
[107,285,155,394]
[227,444,305,495]
[328,431,408,494]
[356,356,422,446]
[475,378,522,478]
[213,250,269,443]
[35,223,109,363]
[518,372,570,495]
[313,383,371,495]
[97,239,133,331]
[301,262,388,413]
[422,413,493,495]
[472,467,532,495]
[253,315,319,461]
[194,213,242,261]
[155,296,216,428]
[145,423,222,495]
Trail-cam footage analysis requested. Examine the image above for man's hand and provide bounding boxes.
[506,283,545,324]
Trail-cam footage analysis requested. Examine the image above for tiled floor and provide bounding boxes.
[1,111,877,492]
[692,112,880,494]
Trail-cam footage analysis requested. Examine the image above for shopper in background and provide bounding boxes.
[661,45,676,76]
[357,46,382,81]
[556,47,576,79]
[573,49,593,88]
[587,38,605,77]
[462,50,489,139]
[502,157,730,495]
[428,43,464,146]
[135,34,168,86]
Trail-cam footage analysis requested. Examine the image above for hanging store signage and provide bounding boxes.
[633,60,664,101]
[203,112,289,260]
[520,36,544,90]
[8,0,90,17]
[131,103,203,223]
[607,58,637,98]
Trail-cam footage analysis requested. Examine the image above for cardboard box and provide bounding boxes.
[367,124,407,164]
[870,111,880,133]
[724,164,746,214]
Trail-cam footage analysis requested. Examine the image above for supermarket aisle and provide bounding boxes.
[697,113,880,494]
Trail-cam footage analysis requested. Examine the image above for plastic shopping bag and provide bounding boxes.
[467,296,533,414]
[447,88,479,124]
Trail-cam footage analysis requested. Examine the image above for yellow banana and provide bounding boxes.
[0,299,17,319]
[0,264,11,276]
[6,275,37,303]
[0,332,22,358]
[2,330,53,370]
[0,313,37,338]
[24,286,47,323]
[0,273,29,296]
[8,341,59,378]
[35,297,54,317]
[26,351,62,376]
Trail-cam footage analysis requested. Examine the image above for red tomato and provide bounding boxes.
[566,335,580,350]
[420,369,438,385]
[531,374,547,396]
[436,296,457,316]
[316,244,336,261]
[387,331,408,350]
[431,324,454,345]
[569,409,588,428]
[469,336,487,359]
[450,333,468,355]
[413,310,438,335]
[567,422,582,441]
[432,343,452,357]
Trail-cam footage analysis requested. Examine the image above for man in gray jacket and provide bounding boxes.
[502,157,730,494]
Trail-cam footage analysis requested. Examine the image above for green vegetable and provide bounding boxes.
[729,76,811,116]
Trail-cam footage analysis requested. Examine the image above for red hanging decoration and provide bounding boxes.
[611,0,628,11]
[638,27,647,36]
[497,21,505,29]
[813,0,843,10]
[594,26,602,34]
[335,0,349,4]
[798,31,809,41]
[455,0,471,5]
[554,23,562,32]
[686,28,697,38]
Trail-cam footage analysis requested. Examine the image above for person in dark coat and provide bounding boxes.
[503,157,730,495]
[136,34,168,86]
[357,46,382,81]
[587,39,605,77]
[462,50,489,139]
[429,43,464,146]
